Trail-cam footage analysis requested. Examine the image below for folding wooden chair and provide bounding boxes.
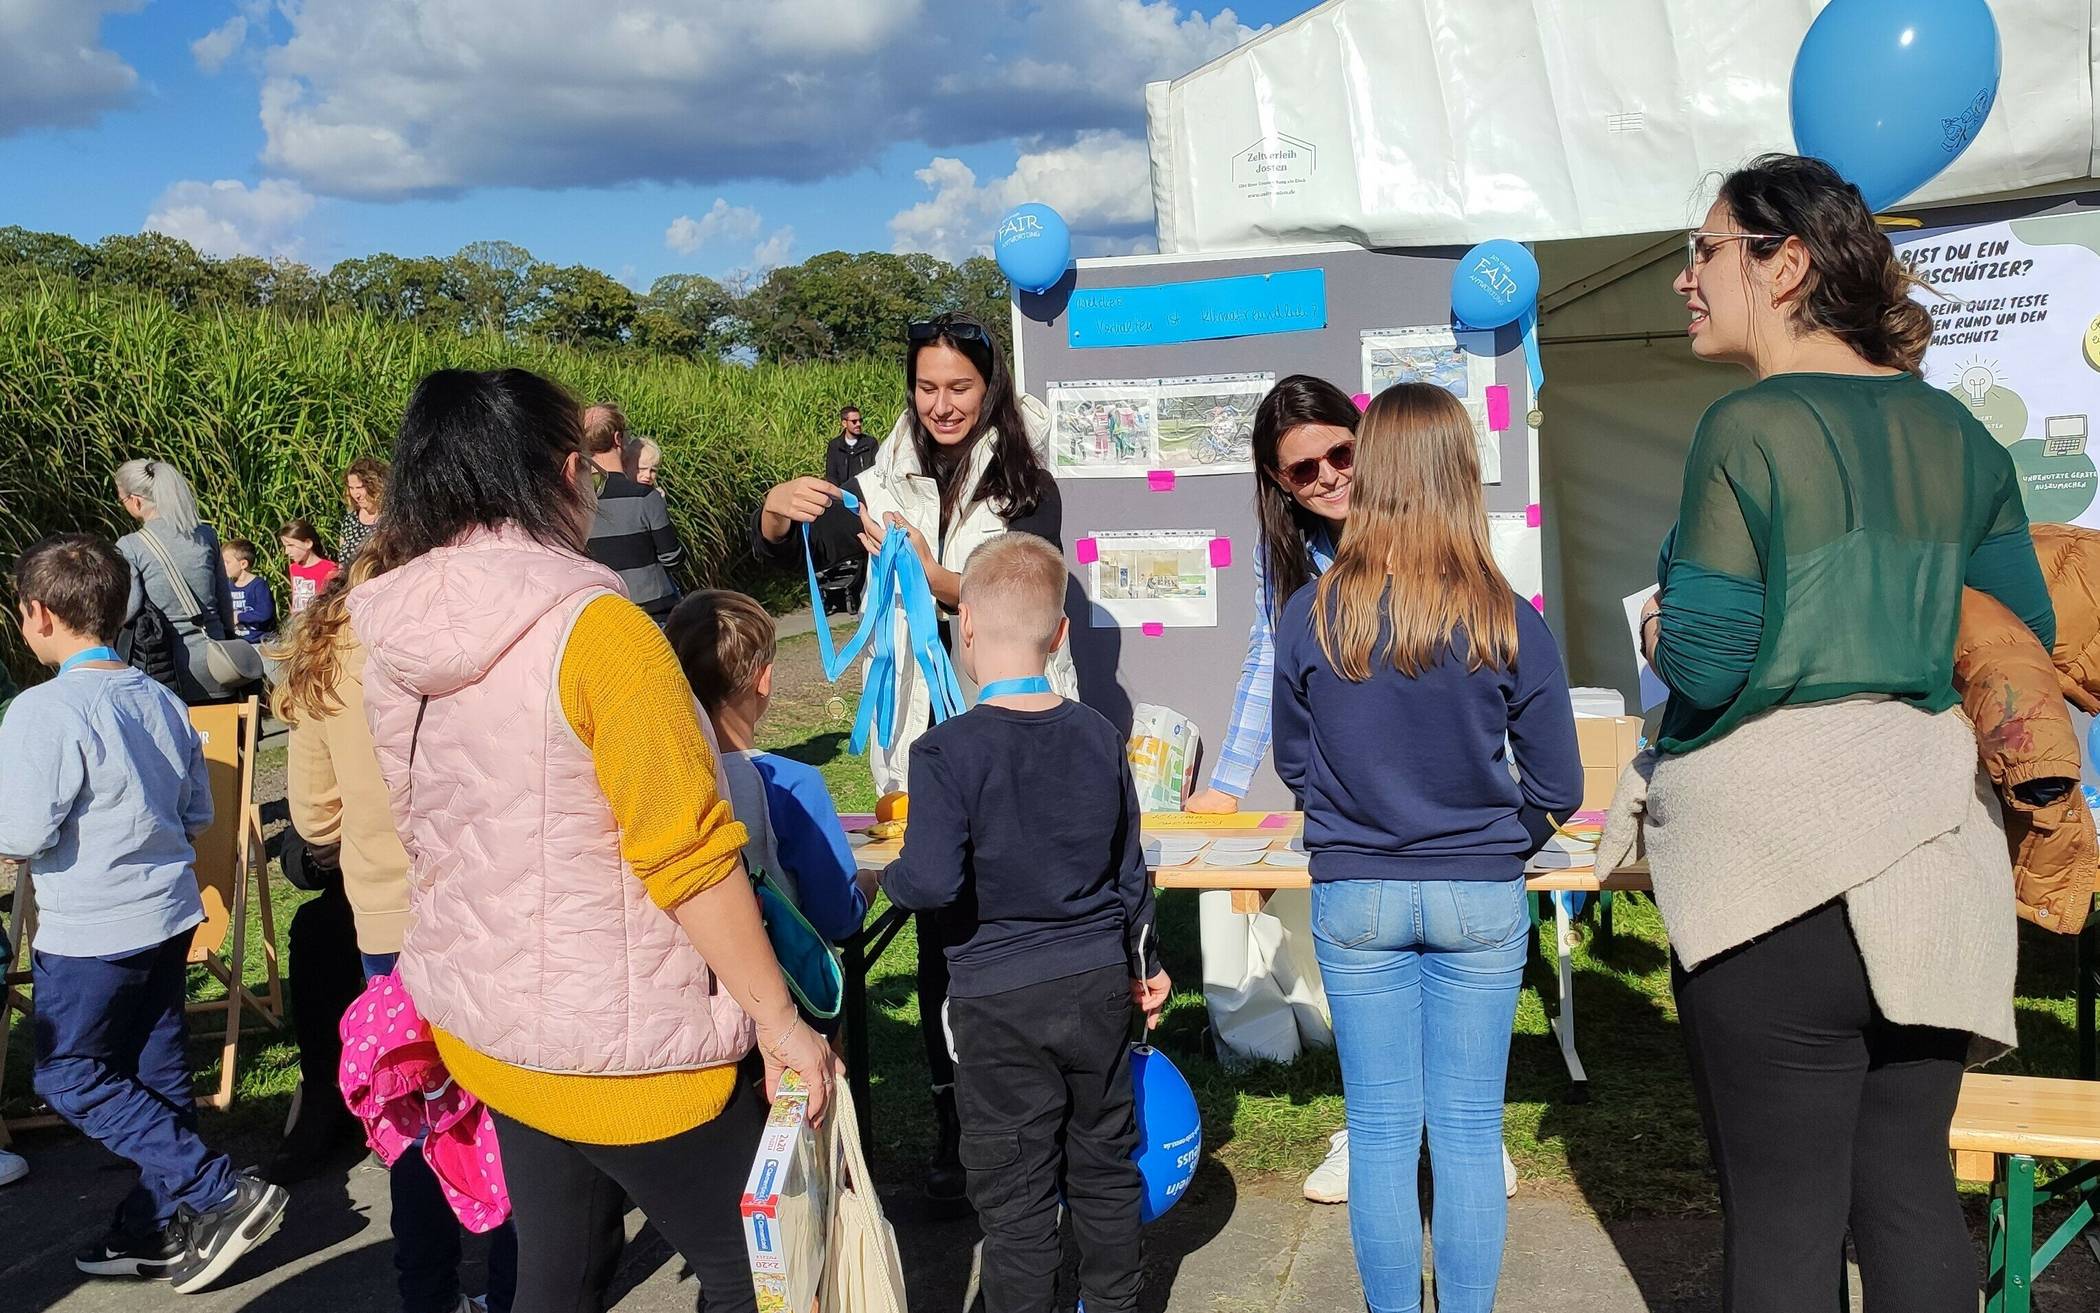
[0,695,282,1138]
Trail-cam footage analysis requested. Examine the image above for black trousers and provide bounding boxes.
[1672,900,1976,1313]
[491,1056,770,1313]
[950,964,1144,1313]
[285,873,363,1125]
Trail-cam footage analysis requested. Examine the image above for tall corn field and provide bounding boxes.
[0,286,900,682]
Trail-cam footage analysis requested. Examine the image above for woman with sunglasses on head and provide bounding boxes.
[1642,154,2044,1311]
[751,310,1075,1207]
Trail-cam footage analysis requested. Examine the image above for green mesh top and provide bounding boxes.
[1652,371,2053,755]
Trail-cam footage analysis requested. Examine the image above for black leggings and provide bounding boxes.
[917,912,956,1091]
[1673,900,1976,1313]
[491,1057,770,1313]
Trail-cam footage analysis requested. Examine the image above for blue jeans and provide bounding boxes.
[32,932,237,1233]
[362,953,518,1313]
[1310,878,1529,1313]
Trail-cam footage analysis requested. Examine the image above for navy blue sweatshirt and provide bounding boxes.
[881,699,1163,998]
[1273,585,1583,883]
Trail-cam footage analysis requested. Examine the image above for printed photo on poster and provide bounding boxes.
[1153,373,1267,472]
[1049,374,1271,477]
[1360,325,1503,484]
[1087,530,1219,628]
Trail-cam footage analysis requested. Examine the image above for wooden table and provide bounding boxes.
[845,813,1653,1129]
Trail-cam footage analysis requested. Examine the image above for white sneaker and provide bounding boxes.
[1503,1144,1518,1198]
[1303,1128,1349,1203]
[0,1147,25,1187]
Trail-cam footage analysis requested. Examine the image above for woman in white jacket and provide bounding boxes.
[752,311,1075,1205]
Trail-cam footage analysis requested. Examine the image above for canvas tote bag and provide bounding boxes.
[821,1080,908,1313]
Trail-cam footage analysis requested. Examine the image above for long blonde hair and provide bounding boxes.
[269,547,389,727]
[1314,384,1516,681]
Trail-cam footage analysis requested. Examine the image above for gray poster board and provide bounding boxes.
[1014,243,1535,809]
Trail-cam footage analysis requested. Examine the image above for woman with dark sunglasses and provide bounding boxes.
[750,310,1073,1207]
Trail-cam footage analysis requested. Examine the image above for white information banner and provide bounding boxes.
[1896,211,2100,528]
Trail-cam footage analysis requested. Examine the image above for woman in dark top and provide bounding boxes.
[751,312,1069,1207]
[1642,154,2046,1311]
[339,457,387,564]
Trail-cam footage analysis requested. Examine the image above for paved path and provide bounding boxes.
[4,1131,1663,1312]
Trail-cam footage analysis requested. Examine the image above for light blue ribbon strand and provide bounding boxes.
[1519,307,1544,396]
[977,676,1052,702]
[59,646,123,675]
[801,490,969,755]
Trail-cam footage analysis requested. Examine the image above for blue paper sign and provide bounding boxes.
[1067,269,1327,348]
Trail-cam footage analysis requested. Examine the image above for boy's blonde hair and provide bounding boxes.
[960,532,1067,651]
[666,590,777,711]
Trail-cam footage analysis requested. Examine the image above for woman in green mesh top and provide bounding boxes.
[1636,155,2047,1313]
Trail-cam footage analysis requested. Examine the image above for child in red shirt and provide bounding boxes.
[279,519,339,615]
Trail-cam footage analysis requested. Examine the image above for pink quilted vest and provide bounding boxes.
[347,524,753,1076]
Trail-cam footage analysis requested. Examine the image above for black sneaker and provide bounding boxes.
[75,1224,184,1279]
[167,1173,288,1294]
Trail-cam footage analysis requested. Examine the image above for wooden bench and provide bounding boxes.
[1950,1073,2100,1313]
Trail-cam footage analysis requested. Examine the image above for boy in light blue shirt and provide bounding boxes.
[1,534,286,1291]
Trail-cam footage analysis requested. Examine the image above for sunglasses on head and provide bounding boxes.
[1279,441,1354,489]
[907,319,992,348]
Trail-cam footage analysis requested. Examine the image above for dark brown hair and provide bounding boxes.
[906,312,1047,531]
[224,538,258,568]
[279,517,322,549]
[1717,153,1933,375]
[12,533,129,643]
[1252,375,1361,621]
[666,589,777,711]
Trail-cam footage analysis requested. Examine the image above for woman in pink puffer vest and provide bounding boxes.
[347,367,837,1313]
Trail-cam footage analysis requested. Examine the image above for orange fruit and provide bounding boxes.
[876,791,909,824]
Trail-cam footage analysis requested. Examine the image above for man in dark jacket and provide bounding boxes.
[819,406,876,614]
[583,404,685,623]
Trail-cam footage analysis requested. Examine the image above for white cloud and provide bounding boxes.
[889,131,1157,263]
[665,198,764,254]
[144,178,318,260]
[752,227,796,269]
[191,16,248,75]
[250,0,1263,199]
[0,1,142,139]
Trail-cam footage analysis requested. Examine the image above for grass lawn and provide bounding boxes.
[6,627,2094,1226]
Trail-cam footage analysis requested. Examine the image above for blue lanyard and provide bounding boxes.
[801,488,968,754]
[59,647,123,675]
[977,676,1052,702]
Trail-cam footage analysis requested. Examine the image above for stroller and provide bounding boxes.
[817,554,865,616]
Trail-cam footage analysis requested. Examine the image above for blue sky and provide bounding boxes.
[0,1,1320,288]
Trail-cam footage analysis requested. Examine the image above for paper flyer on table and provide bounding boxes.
[1622,586,1669,711]
[1359,325,1502,484]
[1087,530,1219,628]
[1048,373,1270,478]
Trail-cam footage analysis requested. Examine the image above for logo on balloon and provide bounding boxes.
[1941,88,1995,156]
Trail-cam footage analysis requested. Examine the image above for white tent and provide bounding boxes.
[1145,0,2100,699]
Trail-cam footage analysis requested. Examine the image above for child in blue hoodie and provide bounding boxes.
[1272,384,1581,1313]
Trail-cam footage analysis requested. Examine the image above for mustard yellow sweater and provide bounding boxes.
[433,595,747,1145]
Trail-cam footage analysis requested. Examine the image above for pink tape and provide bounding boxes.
[1530,594,1546,613]
[1259,812,1292,829]
[1075,537,1099,564]
[1147,469,1176,492]
[1208,537,1233,568]
[1525,503,1542,529]
[1351,392,1371,412]
[1486,385,1512,431]
[1141,621,1165,637]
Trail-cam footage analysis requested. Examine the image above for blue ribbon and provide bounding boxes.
[59,646,123,675]
[977,676,1052,702]
[802,492,968,755]
[1519,306,1544,396]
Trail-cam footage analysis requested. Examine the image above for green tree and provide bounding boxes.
[741,251,943,364]
[447,240,538,335]
[527,263,637,346]
[636,272,739,359]
[90,233,222,312]
[325,253,457,330]
[0,226,96,282]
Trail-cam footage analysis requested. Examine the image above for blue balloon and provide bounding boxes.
[1130,1045,1200,1222]
[994,203,1072,295]
[1451,239,1540,331]
[1790,0,2002,212]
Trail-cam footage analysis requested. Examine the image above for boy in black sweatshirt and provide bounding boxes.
[881,532,1170,1313]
